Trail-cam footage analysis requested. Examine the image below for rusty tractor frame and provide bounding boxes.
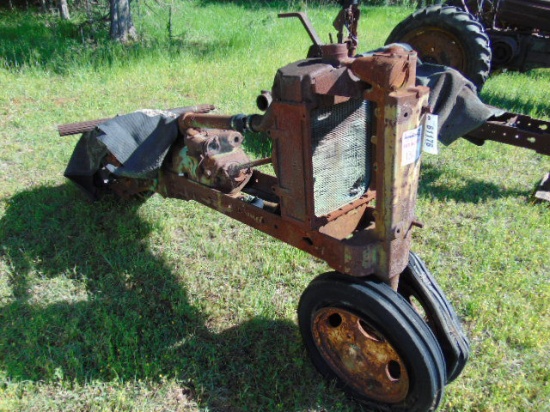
[59,5,549,411]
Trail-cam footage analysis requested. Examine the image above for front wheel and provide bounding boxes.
[386,5,492,90]
[298,272,446,411]
[398,252,470,383]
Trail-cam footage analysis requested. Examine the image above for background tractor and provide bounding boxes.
[386,0,550,89]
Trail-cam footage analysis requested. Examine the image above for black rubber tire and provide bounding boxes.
[398,252,470,384]
[298,272,446,412]
[386,5,492,90]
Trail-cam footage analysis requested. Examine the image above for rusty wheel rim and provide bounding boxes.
[400,27,467,72]
[312,307,409,403]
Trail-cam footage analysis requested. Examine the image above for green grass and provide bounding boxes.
[1,1,549,411]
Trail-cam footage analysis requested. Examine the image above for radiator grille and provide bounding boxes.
[311,98,372,216]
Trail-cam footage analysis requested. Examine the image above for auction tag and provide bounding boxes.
[402,126,422,166]
[422,113,439,155]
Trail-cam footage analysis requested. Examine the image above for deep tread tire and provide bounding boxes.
[398,252,470,383]
[386,5,492,90]
[298,273,446,412]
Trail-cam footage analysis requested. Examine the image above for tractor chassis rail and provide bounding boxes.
[464,109,550,156]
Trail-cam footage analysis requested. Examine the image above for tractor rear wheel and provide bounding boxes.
[386,5,492,90]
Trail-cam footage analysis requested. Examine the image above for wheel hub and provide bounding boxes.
[312,307,409,403]
[400,27,467,72]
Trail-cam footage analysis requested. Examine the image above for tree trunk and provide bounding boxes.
[85,0,97,39]
[110,0,138,43]
[58,0,70,20]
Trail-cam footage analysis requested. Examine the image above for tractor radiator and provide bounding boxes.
[311,98,372,216]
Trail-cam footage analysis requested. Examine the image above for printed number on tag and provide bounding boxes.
[422,114,439,155]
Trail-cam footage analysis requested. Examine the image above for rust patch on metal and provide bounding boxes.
[170,128,252,194]
[350,46,417,91]
[312,307,409,403]
[107,176,155,199]
[58,105,215,136]
[464,112,550,155]
[397,28,467,74]
[98,153,155,199]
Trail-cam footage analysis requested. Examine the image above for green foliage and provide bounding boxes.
[1,1,549,411]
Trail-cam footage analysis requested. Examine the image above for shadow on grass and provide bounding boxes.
[0,184,342,410]
[419,162,529,203]
[480,69,550,116]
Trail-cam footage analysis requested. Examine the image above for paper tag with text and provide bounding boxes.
[402,126,422,166]
[422,113,439,155]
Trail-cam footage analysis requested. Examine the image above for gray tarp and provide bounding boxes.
[415,62,502,145]
[64,110,179,199]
